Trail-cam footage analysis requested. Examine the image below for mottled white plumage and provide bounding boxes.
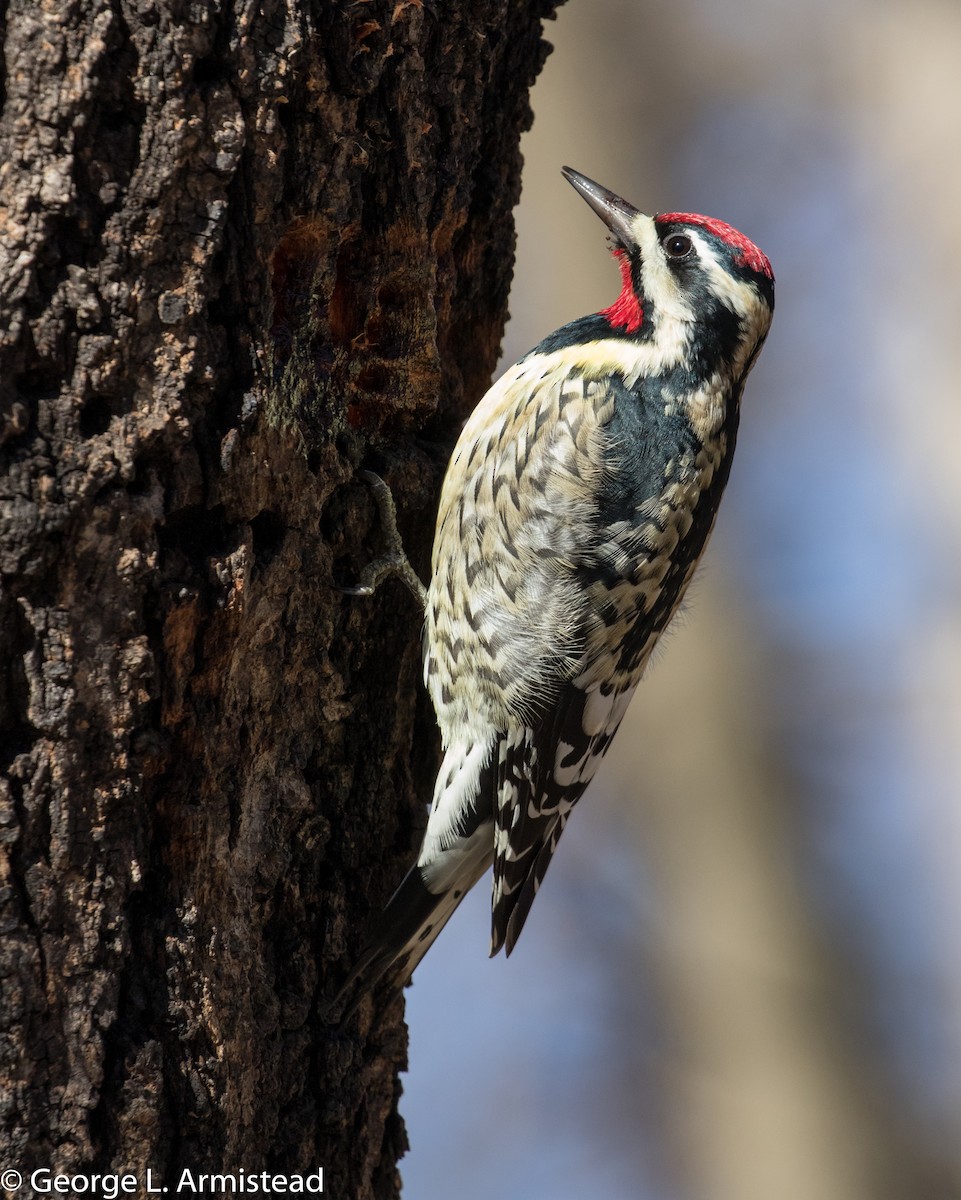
[328,168,774,1018]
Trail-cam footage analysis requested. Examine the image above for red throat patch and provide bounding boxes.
[600,248,643,333]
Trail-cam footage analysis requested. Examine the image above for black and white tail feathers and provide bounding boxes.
[324,728,582,1022]
[323,842,562,1025]
[324,864,472,1023]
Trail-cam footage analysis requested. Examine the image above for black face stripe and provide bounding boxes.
[686,298,745,374]
[657,219,775,308]
[524,270,767,366]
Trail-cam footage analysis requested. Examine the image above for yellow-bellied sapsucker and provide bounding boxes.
[332,167,774,1017]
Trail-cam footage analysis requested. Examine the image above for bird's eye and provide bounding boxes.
[663,233,694,259]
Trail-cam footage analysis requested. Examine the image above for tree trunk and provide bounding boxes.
[0,2,559,1195]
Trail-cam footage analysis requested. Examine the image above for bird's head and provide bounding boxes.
[562,167,774,374]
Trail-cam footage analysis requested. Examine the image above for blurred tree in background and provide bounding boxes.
[404,2,961,1198]
[0,2,559,1197]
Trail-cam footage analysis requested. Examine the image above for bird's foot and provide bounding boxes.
[340,471,427,609]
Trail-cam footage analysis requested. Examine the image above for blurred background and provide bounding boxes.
[403,1,961,1196]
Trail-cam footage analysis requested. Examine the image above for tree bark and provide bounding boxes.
[0,2,559,1195]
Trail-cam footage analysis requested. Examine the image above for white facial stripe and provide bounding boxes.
[634,220,771,369]
[629,213,696,323]
[692,236,764,320]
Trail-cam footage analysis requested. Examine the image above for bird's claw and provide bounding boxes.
[340,471,427,609]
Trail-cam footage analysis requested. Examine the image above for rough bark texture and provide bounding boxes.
[0,1,559,1195]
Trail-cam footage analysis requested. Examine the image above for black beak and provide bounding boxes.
[562,167,640,248]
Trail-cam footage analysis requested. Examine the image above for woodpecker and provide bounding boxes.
[331,167,774,1018]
